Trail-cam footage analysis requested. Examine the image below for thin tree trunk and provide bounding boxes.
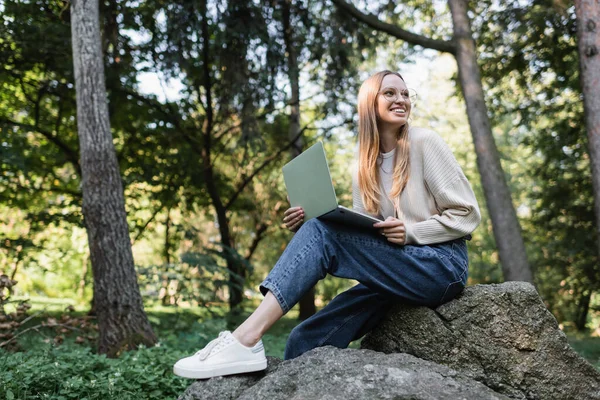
[448,0,533,283]
[9,248,22,283]
[574,290,591,331]
[281,0,316,320]
[161,208,171,306]
[71,0,156,356]
[78,251,89,299]
[245,223,268,262]
[333,0,534,284]
[165,207,171,265]
[7,252,22,296]
[574,0,600,258]
[198,0,244,310]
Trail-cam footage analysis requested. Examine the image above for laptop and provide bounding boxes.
[282,141,383,230]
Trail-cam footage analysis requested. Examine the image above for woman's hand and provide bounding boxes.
[283,206,304,232]
[373,216,406,245]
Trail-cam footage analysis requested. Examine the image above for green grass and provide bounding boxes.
[566,333,600,369]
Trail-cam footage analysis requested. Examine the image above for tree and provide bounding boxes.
[446,0,532,283]
[575,0,600,258]
[71,0,156,355]
[331,0,534,283]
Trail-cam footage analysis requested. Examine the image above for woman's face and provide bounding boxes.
[376,74,411,128]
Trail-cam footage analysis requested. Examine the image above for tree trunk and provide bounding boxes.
[448,0,533,283]
[574,290,591,331]
[165,207,171,265]
[161,208,171,306]
[198,0,244,310]
[78,251,89,299]
[71,0,157,356]
[574,0,600,259]
[281,0,316,320]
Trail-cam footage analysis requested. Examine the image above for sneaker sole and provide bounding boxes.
[173,358,268,379]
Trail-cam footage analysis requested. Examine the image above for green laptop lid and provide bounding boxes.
[282,141,338,220]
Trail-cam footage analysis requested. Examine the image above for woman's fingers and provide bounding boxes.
[283,207,304,231]
[291,218,303,230]
[283,208,304,223]
[289,217,304,232]
[288,215,303,227]
[386,237,405,245]
[283,206,300,217]
[384,232,405,239]
[382,225,405,244]
[373,218,404,229]
[377,219,405,242]
[285,206,302,213]
[284,214,303,226]
[382,226,405,235]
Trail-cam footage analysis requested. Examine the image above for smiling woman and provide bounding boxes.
[172,70,481,381]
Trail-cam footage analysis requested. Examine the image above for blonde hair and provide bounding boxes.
[357,70,410,217]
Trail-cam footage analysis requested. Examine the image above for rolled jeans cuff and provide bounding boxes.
[260,279,290,314]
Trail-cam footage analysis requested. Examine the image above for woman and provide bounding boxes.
[173,70,481,379]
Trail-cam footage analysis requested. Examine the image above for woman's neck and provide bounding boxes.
[379,125,403,153]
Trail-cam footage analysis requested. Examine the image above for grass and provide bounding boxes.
[0,304,599,400]
[566,332,600,370]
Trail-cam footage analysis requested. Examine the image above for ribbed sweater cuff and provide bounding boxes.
[404,223,416,245]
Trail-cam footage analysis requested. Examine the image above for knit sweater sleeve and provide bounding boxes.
[404,133,481,245]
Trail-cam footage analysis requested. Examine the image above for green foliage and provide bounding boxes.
[0,342,189,400]
[0,0,81,223]
[137,247,253,307]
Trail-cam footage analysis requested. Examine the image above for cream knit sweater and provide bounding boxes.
[352,127,481,245]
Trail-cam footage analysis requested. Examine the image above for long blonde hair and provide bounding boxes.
[357,70,410,217]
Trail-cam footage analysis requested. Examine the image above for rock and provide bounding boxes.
[178,357,283,400]
[361,281,600,400]
[180,347,509,400]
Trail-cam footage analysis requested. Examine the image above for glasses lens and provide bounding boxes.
[408,88,417,104]
[381,88,417,104]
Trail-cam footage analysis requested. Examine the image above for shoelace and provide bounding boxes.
[196,331,232,361]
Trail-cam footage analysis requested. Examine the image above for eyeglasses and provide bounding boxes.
[379,87,417,104]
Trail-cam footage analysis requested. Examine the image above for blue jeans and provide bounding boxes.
[259,218,470,360]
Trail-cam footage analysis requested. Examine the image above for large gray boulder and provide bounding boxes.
[178,357,283,400]
[361,281,600,400]
[179,346,509,400]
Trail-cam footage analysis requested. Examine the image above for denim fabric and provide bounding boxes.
[258,218,469,360]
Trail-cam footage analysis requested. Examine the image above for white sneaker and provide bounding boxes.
[173,331,267,379]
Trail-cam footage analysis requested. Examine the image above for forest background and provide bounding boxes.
[1,0,599,399]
